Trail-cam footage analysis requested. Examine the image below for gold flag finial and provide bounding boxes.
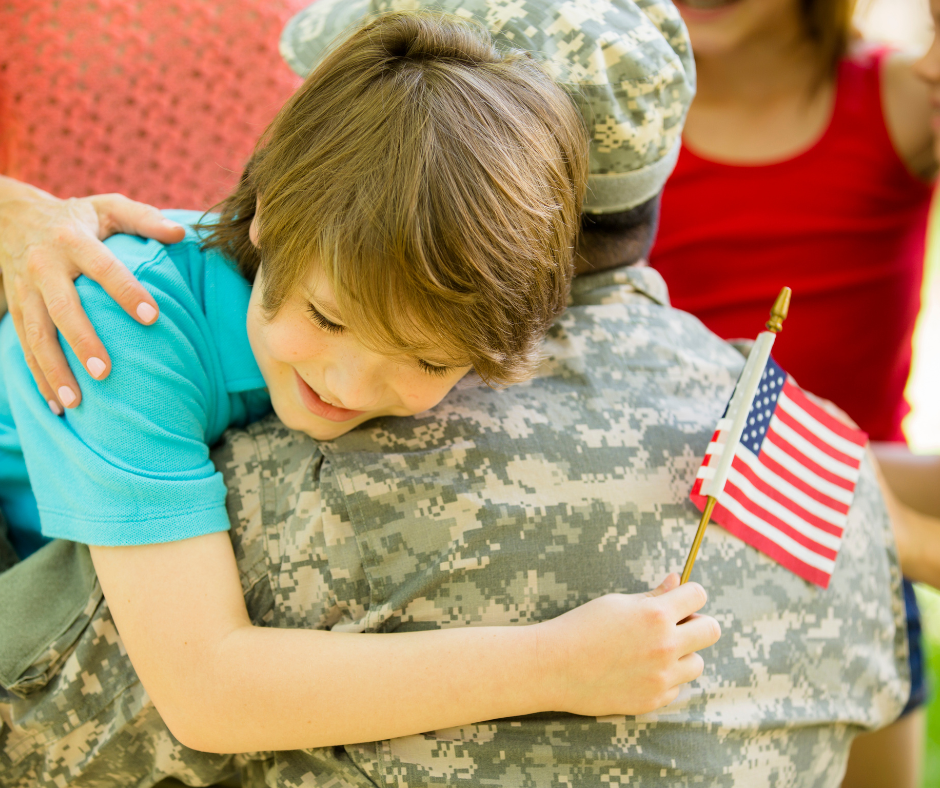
[765,287,791,333]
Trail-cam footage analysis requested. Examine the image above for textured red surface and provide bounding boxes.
[0,0,310,209]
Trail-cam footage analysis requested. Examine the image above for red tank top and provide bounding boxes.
[650,48,933,442]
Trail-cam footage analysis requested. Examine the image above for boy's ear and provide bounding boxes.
[249,197,261,249]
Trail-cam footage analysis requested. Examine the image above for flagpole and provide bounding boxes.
[680,287,791,585]
[680,497,716,584]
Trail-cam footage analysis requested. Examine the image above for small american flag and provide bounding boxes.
[691,356,868,588]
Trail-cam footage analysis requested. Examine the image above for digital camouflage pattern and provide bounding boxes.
[279,0,695,213]
[0,266,908,787]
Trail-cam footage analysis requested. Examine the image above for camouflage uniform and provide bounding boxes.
[0,267,908,787]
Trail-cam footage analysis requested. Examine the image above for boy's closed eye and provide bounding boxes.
[306,301,453,377]
[306,302,345,335]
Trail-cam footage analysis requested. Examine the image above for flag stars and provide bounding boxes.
[740,357,786,455]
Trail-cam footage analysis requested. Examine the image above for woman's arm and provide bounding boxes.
[0,176,180,407]
[872,442,940,518]
[882,52,938,181]
[90,533,719,754]
[872,443,940,588]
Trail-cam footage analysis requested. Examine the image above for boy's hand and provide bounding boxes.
[0,178,181,409]
[537,573,721,717]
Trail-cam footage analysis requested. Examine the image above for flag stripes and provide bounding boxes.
[691,366,866,588]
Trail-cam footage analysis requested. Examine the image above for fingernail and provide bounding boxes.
[58,386,76,407]
[137,302,157,323]
[87,357,106,379]
[48,399,64,416]
[161,219,182,230]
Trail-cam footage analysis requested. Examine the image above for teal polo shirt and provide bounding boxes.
[0,211,270,558]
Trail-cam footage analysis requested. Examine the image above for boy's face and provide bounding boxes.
[245,244,471,441]
[915,0,940,162]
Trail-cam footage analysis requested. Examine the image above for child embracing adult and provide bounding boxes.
[0,4,726,783]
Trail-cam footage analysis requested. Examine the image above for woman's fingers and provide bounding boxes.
[64,228,160,330]
[1,188,164,398]
[37,266,113,384]
[88,193,184,245]
[7,300,59,408]
[14,290,82,410]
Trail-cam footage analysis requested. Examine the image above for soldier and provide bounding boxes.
[0,1,908,787]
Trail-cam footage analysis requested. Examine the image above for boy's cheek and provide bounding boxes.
[398,368,472,414]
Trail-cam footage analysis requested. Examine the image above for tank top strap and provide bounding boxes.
[824,44,897,161]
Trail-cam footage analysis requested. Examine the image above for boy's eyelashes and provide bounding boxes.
[305,302,453,377]
[306,302,345,335]
[416,359,452,378]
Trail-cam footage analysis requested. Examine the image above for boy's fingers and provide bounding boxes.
[66,236,159,326]
[38,276,112,382]
[659,581,709,621]
[655,684,682,711]
[675,613,722,654]
[16,291,82,408]
[645,573,680,597]
[89,193,184,244]
[672,651,706,687]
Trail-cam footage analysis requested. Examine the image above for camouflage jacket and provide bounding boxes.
[0,266,908,788]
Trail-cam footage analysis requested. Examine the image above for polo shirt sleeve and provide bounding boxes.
[2,240,236,547]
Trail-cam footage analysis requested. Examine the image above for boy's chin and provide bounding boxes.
[300,421,365,441]
[270,400,368,441]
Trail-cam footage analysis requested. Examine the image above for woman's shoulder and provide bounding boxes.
[877,50,936,181]
[838,42,935,182]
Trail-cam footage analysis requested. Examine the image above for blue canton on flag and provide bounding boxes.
[742,359,786,454]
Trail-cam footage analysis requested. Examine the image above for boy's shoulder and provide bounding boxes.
[99,209,217,277]
[96,210,245,310]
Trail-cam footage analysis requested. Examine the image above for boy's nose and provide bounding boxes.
[322,354,386,412]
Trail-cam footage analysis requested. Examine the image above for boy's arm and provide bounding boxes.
[90,533,719,754]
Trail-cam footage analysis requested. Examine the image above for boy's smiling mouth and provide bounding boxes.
[293,370,366,422]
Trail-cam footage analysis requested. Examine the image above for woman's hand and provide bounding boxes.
[0,177,184,410]
[537,573,721,717]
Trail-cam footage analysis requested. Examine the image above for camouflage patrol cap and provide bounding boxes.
[279,0,695,214]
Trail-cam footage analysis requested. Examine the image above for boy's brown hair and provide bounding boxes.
[201,11,588,385]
